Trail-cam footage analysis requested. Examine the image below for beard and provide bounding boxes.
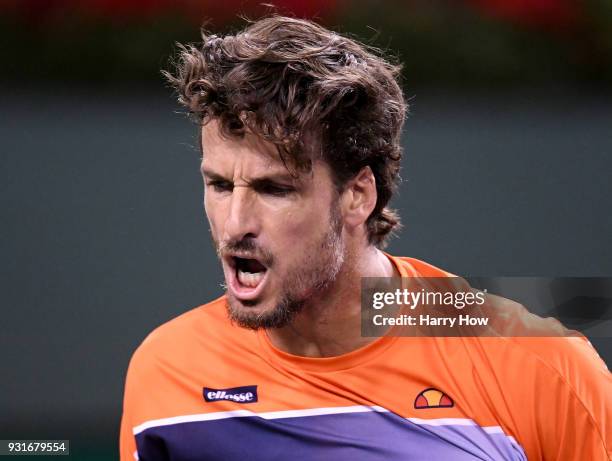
[217,201,345,330]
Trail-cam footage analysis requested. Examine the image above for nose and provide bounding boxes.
[223,186,260,242]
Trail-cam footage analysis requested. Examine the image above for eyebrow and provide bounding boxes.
[200,168,301,186]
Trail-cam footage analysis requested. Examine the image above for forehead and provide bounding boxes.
[200,120,315,179]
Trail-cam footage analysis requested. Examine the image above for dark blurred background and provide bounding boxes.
[1,0,611,459]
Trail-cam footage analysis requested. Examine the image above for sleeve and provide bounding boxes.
[530,336,612,460]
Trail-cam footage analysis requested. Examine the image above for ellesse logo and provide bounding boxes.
[414,388,454,409]
[203,385,258,404]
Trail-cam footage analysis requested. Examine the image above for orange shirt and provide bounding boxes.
[120,255,611,460]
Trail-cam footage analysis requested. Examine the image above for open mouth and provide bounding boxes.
[226,255,270,301]
[235,257,267,287]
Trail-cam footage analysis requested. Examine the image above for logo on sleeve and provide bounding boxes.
[414,388,454,409]
[203,385,258,404]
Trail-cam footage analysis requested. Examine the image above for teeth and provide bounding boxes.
[237,270,265,288]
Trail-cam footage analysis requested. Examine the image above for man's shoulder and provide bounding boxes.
[140,295,228,346]
[502,333,610,397]
[458,288,608,393]
[394,255,609,372]
[473,331,609,387]
[390,254,454,277]
[127,295,247,371]
[467,290,609,394]
[391,254,610,406]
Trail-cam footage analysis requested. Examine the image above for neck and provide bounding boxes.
[265,246,399,358]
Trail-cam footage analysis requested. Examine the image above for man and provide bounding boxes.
[120,16,611,460]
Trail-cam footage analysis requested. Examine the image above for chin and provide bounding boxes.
[225,292,304,330]
[226,294,267,322]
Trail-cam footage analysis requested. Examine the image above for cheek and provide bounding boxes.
[204,194,223,234]
[203,192,212,217]
[268,208,327,249]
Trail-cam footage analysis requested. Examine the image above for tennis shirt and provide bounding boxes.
[120,255,611,460]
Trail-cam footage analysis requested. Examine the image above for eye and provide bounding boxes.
[258,184,294,197]
[207,181,233,193]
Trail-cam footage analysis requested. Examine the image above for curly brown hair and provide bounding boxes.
[164,15,407,248]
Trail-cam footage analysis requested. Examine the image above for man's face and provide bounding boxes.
[201,121,346,330]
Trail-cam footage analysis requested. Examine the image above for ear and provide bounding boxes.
[340,166,377,232]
